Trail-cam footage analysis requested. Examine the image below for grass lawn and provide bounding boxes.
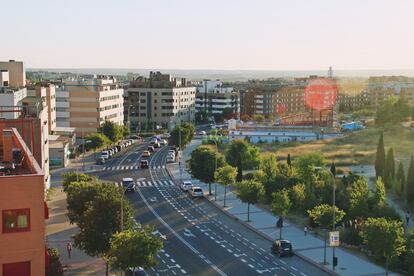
[256,124,414,169]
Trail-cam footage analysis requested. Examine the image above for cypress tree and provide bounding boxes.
[396,162,405,194]
[406,156,414,203]
[374,132,386,180]
[287,153,292,168]
[384,147,395,188]
[330,162,336,177]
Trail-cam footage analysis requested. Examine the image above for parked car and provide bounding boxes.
[122,177,135,193]
[153,142,161,148]
[198,130,207,136]
[100,151,109,160]
[190,186,204,198]
[160,139,168,146]
[167,155,175,163]
[108,148,115,156]
[96,157,105,165]
[126,267,146,276]
[116,145,123,152]
[142,151,151,157]
[130,135,142,140]
[140,160,149,169]
[147,146,155,152]
[180,181,193,191]
[271,239,293,257]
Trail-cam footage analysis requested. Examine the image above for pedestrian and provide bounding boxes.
[406,210,410,226]
[66,241,72,259]
[304,226,308,236]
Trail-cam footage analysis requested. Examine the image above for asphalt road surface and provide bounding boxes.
[94,140,329,276]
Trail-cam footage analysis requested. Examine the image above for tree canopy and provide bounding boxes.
[101,121,123,143]
[235,180,264,221]
[307,204,345,229]
[226,139,260,182]
[108,227,163,271]
[375,132,386,180]
[170,123,195,149]
[215,165,237,207]
[85,133,110,150]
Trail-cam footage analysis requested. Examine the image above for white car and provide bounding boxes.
[167,155,175,163]
[160,139,168,146]
[100,151,109,160]
[198,130,207,136]
[190,186,204,198]
[180,181,193,192]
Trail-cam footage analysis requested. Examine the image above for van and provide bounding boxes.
[101,151,109,160]
[122,178,135,193]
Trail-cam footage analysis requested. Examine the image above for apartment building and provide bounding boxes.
[0,69,27,119]
[56,75,124,136]
[126,72,196,131]
[195,80,239,115]
[0,127,46,276]
[366,77,414,107]
[0,60,26,87]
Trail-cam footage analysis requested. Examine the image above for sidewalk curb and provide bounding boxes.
[166,165,336,276]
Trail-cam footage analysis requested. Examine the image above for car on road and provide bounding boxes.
[122,177,136,193]
[198,130,207,136]
[271,239,293,257]
[153,142,161,148]
[100,150,110,160]
[142,150,151,157]
[126,267,146,276]
[96,157,105,165]
[180,180,193,191]
[190,186,204,198]
[140,160,149,169]
[160,139,168,146]
[147,146,155,152]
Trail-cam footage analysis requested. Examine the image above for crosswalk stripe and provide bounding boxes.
[169,180,174,186]
[116,166,120,170]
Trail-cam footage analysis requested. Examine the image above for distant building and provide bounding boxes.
[366,77,414,106]
[0,60,26,87]
[56,75,124,136]
[126,72,196,131]
[195,80,239,116]
[0,127,46,276]
[0,69,27,119]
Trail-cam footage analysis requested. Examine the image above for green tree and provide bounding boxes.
[330,162,336,177]
[348,178,370,218]
[407,156,414,204]
[85,133,110,150]
[108,227,163,272]
[222,107,235,120]
[226,139,260,182]
[170,123,195,149]
[362,217,406,275]
[252,114,265,123]
[215,165,237,207]
[62,172,96,191]
[70,183,135,275]
[294,153,326,186]
[290,183,306,210]
[375,132,386,180]
[384,147,395,188]
[46,248,64,276]
[257,154,279,197]
[396,162,405,194]
[188,146,226,195]
[287,153,292,168]
[101,121,123,143]
[307,204,346,230]
[271,189,292,239]
[372,177,386,207]
[122,125,131,138]
[235,180,264,221]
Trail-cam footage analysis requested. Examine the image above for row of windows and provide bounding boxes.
[138,91,196,97]
[100,95,120,102]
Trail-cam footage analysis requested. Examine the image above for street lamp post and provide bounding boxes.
[212,140,218,199]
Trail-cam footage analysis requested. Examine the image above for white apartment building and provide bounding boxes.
[195,80,239,115]
[127,72,196,131]
[0,70,27,119]
[56,75,124,136]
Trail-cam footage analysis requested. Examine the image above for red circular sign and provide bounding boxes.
[304,78,338,111]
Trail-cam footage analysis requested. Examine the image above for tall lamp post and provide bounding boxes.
[212,139,218,199]
[315,165,336,269]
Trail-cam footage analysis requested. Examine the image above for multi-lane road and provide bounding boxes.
[94,141,329,276]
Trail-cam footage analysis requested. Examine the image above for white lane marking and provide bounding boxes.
[181,269,187,274]
[290,266,298,271]
[248,264,255,268]
[256,269,270,274]
[241,258,247,263]
[300,273,307,276]
[136,188,227,276]
[280,260,287,265]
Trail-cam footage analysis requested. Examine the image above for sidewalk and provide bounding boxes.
[167,139,391,276]
[47,152,108,275]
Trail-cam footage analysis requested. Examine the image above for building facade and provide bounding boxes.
[126,72,196,131]
[56,75,124,136]
[0,60,26,87]
[0,128,46,276]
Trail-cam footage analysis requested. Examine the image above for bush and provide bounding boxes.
[371,205,402,221]
[46,248,64,276]
[243,172,254,181]
[340,228,363,246]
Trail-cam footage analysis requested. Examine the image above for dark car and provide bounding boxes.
[122,178,135,193]
[96,157,105,165]
[271,239,293,257]
[147,146,155,152]
[140,160,149,169]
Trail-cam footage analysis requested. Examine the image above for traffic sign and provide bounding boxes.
[329,231,340,247]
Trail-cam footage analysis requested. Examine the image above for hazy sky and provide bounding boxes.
[1,0,413,70]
